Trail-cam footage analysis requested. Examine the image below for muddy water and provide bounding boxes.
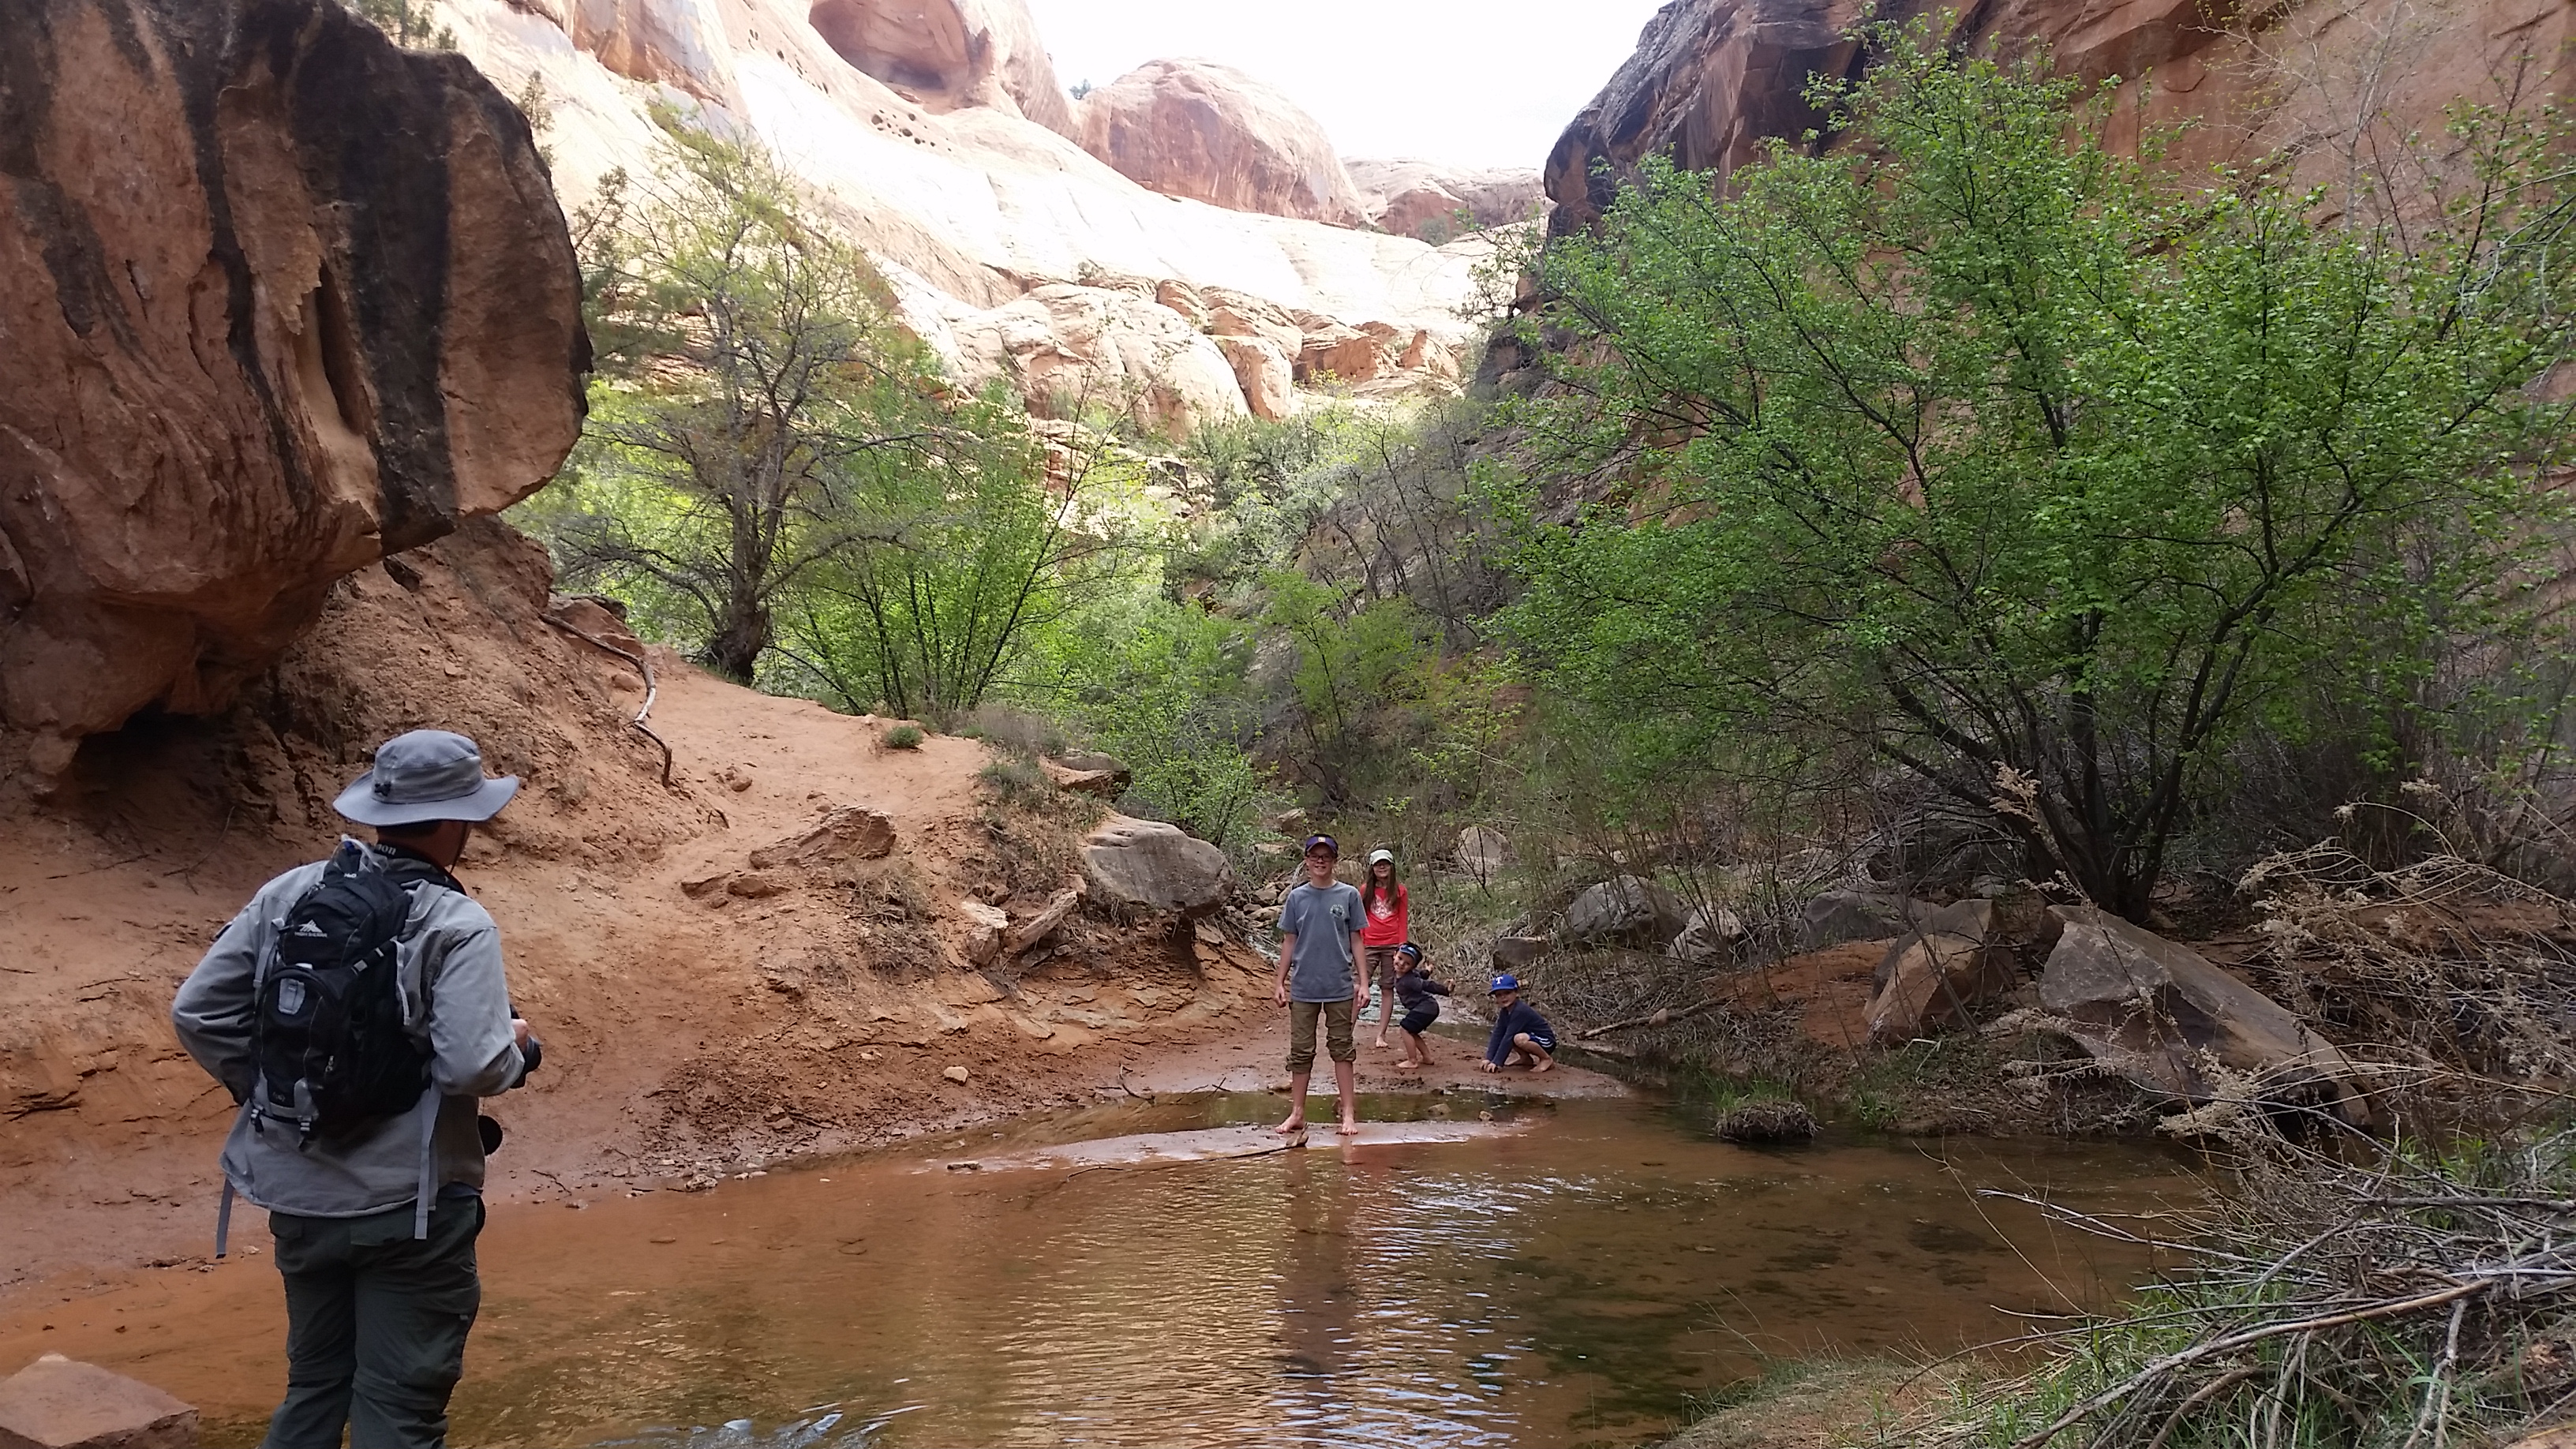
[8,1094,2196,1447]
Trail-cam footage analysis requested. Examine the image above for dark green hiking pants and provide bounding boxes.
[263,1196,483,1449]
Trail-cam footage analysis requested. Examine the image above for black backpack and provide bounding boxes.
[249,841,456,1145]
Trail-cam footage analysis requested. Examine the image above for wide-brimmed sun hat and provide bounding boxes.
[333,729,520,827]
[1489,973,1522,994]
[1366,848,1395,867]
[1301,833,1339,857]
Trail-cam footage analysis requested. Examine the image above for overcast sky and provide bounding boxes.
[1021,0,1673,171]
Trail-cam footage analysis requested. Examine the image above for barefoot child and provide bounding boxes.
[1391,942,1447,1068]
[1360,848,1409,1048]
[1479,973,1557,1073]
[1274,834,1366,1136]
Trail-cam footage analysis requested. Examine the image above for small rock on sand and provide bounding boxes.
[942,1065,972,1084]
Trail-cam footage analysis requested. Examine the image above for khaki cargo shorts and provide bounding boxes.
[1286,997,1356,1073]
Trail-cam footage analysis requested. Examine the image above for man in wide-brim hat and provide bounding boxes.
[174,728,540,1447]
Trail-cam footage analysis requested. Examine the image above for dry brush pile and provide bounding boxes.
[1909,1125,2576,1449]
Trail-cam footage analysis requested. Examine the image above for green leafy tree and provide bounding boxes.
[1497,21,2575,918]
[775,391,1110,720]
[538,122,942,684]
[1260,571,1439,803]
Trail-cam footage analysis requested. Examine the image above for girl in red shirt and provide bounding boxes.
[1361,848,1410,1048]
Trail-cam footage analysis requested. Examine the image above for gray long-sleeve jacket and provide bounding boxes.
[172,839,527,1234]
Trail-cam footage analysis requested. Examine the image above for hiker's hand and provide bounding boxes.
[511,1018,531,1049]
[1273,981,1289,1007]
[1478,1060,1500,1073]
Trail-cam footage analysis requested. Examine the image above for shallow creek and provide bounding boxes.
[7,1092,2198,1447]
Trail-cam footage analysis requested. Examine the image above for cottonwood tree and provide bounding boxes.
[774,394,1121,720]
[542,122,942,685]
[1498,21,2576,919]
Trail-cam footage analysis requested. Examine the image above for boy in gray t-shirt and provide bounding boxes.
[1273,833,1365,1136]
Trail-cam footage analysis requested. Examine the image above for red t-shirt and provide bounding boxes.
[1361,884,1408,947]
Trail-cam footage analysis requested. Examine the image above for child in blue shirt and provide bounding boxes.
[1480,973,1556,1073]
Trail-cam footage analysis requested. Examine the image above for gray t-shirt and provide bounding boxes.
[1279,880,1365,1002]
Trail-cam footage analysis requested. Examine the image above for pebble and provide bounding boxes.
[943,1065,972,1084]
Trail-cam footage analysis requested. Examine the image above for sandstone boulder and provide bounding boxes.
[1865,900,2015,1044]
[1153,279,1211,330]
[1346,158,1548,242]
[1039,760,1122,796]
[1074,59,1369,227]
[1202,286,1309,360]
[1799,889,1928,952]
[1054,751,1133,786]
[2039,907,2367,1123]
[0,1354,194,1449]
[0,0,587,779]
[947,283,1248,438]
[807,0,1076,135]
[748,806,897,869]
[958,899,1011,966]
[1492,935,1548,969]
[1456,825,1509,882]
[1083,814,1234,919]
[1297,325,1392,385]
[1564,875,1688,946]
[1666,904,1747,964]
[1216,336,1296,421]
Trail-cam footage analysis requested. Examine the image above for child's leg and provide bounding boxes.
[1279,1002,1320,1132]
[1327,999,1361,1134]
[1513,1032,1556,1073]
[1398,1028,1430,1067]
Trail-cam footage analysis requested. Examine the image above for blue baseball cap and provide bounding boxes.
[1395,942,1422,961]
[1489,973,1522,994]
[1301,833,1339,856]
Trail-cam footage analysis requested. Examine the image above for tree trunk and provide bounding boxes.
[706,601,770,685]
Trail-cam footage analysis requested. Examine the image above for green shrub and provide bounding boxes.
[883,724,924,751]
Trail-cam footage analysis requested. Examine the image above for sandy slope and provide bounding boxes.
[0,522,1285,1294]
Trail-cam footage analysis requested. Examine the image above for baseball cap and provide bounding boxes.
[1489,973,1522,994]
[1302,833,1339,856]
[1366,848,1395,867]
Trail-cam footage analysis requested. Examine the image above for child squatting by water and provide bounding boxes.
[1391,942,1448,1069]
[1481,973,1556,1073]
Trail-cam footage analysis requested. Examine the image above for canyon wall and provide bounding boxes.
[1546,0,2576,235]
[440,0,1515,434]
[0,0,586,775]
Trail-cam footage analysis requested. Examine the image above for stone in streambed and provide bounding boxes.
[2039,907,2368,1125]
[1864,900,2017,1044]
[0,1354,196,1449]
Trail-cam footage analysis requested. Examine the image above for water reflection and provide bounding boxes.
[45,1095,2194,1448]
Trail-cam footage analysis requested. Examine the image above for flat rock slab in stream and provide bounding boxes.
[0,1354,197,1449]
[928,1121,1530,1174]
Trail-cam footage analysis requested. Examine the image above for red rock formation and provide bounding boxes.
[1545,0,2576,236]
[0,0,588,777]
[807,0,1076,136]
[565,0,734,99]
[1074,58,1369,228]
[1346,158,1547,242]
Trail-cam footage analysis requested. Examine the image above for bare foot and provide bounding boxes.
[1530,1058,1556,1073]
[1395,1058,1425,1069]
[1275,1114,1308,1136]
[1372,1036,1390,1049]
[1338,1117,1362,1136]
